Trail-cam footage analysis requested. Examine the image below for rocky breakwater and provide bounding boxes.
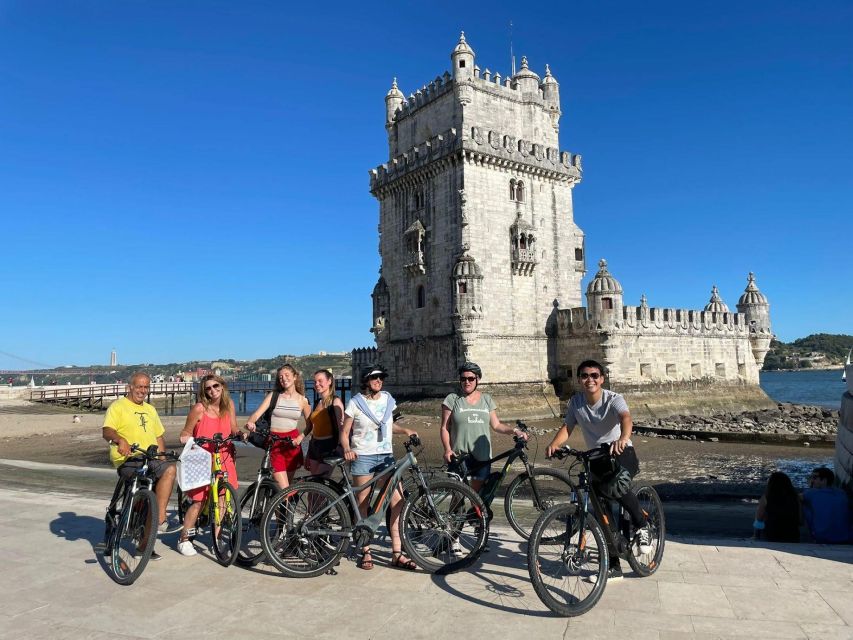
[635,402,839,445]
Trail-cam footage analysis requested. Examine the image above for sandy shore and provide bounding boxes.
[0,402,836,500]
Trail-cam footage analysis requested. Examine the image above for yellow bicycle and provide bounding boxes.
[179,433,242,566]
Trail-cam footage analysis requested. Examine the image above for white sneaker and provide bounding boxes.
[177,540,197,557]
[637,526,653,555]
[450,541,463,557]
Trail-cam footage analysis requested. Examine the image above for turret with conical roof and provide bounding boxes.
[704,285,730,313]
[736,272,772,366]
[513,56,540,96]
[586,259,623,327]
[385,78,404,125]
[451,31,475,81]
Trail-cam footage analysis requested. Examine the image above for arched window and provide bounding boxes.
[416,285,425,309]
[509,179,516,200]
[516,181,524,202]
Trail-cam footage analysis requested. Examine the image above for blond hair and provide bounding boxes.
[197,374,233,417]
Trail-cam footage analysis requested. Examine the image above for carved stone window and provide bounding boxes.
[413,188,425,210]
[403,219,426,275]
[510,212,537,276]
[457,281,467,294]
[509,179,525,202]
[601,297,613,310]
[416,285,425,309]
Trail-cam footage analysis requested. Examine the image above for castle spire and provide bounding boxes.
[704,285,730,312]
[451,31,475,81]
[385,77,404,125]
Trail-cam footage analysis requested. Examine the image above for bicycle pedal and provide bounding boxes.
[326,568,338,576]
[93,543,107,554]
[185,527,199,538]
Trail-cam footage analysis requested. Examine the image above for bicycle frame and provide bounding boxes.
[563,453,632,561]
[296,447,438,544]
[191,434,237,533]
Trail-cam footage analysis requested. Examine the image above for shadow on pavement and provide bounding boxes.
[49,511,103,550]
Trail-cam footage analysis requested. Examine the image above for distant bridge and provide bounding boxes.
[27,379,354,412]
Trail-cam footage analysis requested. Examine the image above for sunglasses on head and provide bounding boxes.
[204,383,221,391]
[459,375,477,382]
[579,372,601,380]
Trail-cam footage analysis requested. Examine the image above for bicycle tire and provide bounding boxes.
[108,488,158,586]
[400,479,488,575]
[237,481,277,567]
[527,503,608,617]
[211,481,242,567]
[260,481,350,578]
[504,468,577,540]
[626,483,665,576]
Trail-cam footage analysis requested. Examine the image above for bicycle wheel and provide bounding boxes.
[108,488,157,586]
[211,481,242,567]
[400,479,488,575]
[504,468,577,540]
[626,483,665,576]
[527,503,608,617]
[237,482,276,567]
[260,481,350,578]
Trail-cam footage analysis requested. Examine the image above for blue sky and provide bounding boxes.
[1,1,851,370]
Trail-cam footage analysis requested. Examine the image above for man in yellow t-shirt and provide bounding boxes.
[103,372,176,547]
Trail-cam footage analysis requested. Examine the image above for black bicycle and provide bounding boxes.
[259,435,488,577]
[237,432,295,567]
[527,445,665,617]
[448,420,576,539]
[98,444,179,586]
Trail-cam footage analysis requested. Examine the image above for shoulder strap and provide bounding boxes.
[327,397,341,442]
[264,390,280,422]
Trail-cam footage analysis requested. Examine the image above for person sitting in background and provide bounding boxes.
[754,471,800,542]
[802,466,851,544]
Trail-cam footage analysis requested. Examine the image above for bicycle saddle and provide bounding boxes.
[322,456,346,468]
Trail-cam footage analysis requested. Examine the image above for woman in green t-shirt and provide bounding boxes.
[439,362,526,492]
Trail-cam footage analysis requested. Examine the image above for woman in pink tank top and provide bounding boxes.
[176,374,241,557]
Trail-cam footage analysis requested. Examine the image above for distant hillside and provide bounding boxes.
[8,353,353,385]
[763,333,853,370]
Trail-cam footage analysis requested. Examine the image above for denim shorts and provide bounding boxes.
[350,453,394,477]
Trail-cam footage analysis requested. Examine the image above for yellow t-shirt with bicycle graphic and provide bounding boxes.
[103,396,165,468]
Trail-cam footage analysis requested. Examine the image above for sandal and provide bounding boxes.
[358,550,374,570]
[391,552,417,571]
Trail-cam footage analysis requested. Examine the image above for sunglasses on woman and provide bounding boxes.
[204,383,221,391]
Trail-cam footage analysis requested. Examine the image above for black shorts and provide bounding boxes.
[117,457,174,482]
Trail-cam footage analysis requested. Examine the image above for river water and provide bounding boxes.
[161,369,846,416]
[759,368,846,409]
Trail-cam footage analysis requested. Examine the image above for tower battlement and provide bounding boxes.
[557,305,755,337]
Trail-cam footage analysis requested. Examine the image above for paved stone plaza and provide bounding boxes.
[2,488,853,639]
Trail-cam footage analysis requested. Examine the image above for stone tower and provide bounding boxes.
[367,33,586,402]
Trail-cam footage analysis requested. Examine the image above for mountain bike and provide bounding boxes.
[447,420,576,539]
[237,433,295,567]
[98,444,179,585]
[259,435,488,577]
[527,445,665,617]
[178,433,243,567]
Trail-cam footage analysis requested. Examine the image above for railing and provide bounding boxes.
[30,382,194,402]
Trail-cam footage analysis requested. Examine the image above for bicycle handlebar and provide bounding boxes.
[403,434,421,450]
[192,433,244,448]
[128,444,180,461]
[548,444,611,462]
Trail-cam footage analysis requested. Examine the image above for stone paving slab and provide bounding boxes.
[2,487,853,639]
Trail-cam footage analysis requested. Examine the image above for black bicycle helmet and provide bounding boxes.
[360,363,388,383]
[458,361,482,379]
